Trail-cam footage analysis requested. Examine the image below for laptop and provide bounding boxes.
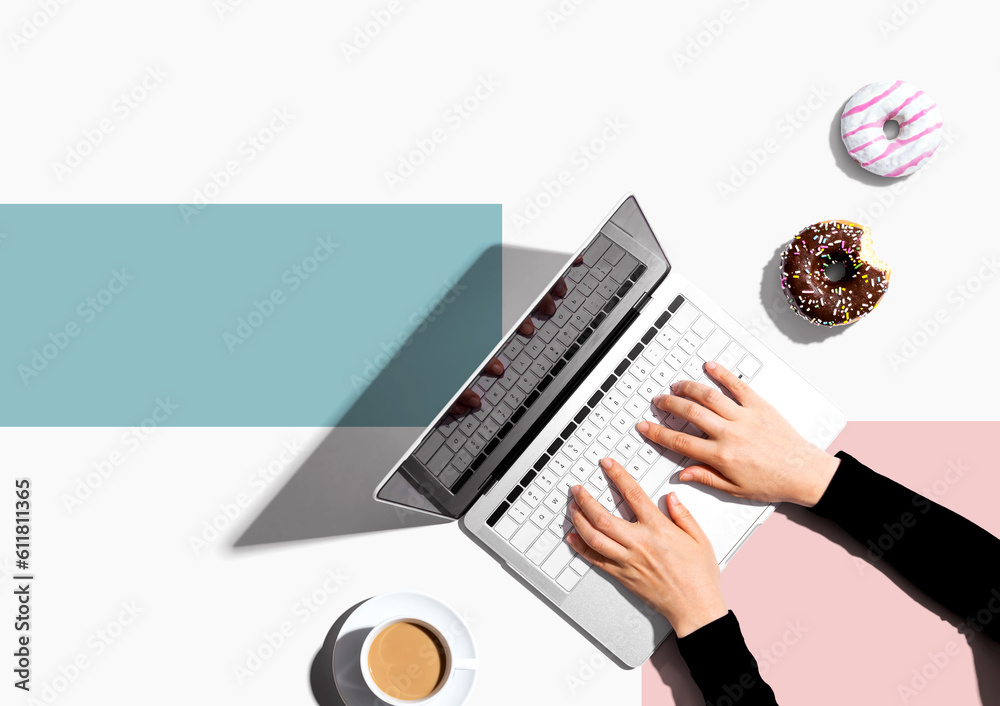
[374,195,846,667]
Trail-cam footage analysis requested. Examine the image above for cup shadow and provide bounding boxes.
[310,599,373,706]
[758,244,854,344]
[777,504,1000,706]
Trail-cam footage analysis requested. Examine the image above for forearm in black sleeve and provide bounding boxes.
[809,451,1000,642]
[676,610,778,705]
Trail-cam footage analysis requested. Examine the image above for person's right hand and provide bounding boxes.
[636,361,840,507]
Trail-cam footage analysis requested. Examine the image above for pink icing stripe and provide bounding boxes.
[842,119,884,138]
[884,148,938,177]
[849,135,885,154]
[885,90,924,121]
[899,104,937,128]
[843,80,904,117]
[860,122,943,167]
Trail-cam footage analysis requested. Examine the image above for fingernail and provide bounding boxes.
[489,361,504,374]
[571,484,581,496]
[705,361,717,370]
[652,394,663,404]
[679,472,693,482]
[600,458,613,469]
[636,421,649,433]
[668,492,680,505]
[671,381,681,393]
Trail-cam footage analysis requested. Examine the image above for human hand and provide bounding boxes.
[448,275,568,415]
[566,457,728,637]
[636,362,840,507]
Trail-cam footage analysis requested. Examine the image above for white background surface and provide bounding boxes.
[3,1,999,704]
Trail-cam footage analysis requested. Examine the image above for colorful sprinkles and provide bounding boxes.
[779,220,890,327]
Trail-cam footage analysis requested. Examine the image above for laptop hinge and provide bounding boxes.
[633,290,651,312]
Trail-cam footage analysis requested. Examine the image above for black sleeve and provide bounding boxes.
[676,611,779,705]
[809,451,1000,642]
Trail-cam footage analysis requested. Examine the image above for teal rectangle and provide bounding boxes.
[0,205,502,426]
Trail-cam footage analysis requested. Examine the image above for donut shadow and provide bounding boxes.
[829,98,913,188]
[758,244,855,344]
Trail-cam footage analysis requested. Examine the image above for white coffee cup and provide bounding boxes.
[359,616,478,705]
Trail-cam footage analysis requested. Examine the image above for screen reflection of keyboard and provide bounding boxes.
[411,235,645,492]
[486,294,762,592]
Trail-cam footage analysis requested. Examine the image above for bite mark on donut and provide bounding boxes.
[779,220,891,327]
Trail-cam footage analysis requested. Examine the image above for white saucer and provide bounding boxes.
[332,591,477,706]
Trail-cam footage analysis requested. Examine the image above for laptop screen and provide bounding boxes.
[375,197,667,518]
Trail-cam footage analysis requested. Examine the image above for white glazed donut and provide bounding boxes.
[840,80,943,177]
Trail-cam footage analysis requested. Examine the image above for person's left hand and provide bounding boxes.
[567,457,728,637]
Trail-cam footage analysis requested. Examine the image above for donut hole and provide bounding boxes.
[824,261,848,282]
[883,120,900,140]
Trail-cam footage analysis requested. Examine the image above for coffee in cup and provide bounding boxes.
[360,616,477,704]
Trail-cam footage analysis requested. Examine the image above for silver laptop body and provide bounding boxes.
[374,194,846,667]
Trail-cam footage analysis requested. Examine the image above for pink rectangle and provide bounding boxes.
[642,422,1000,706]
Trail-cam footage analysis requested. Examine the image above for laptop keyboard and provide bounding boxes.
[485,294,762,592]
[412,234,645,493]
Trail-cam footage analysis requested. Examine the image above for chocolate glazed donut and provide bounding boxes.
[780,220,891,326]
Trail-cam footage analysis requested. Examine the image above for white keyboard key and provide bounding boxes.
[625,456,648,480]
[598,488,616,511]
[698,328,731,363]
[508,500,531,523]
[530,357,553,379]
[522,484,544,508]
[678,332,701,355]
[564,290,586,311]
[651,362,674,386]
[542,537,577,578]
[669,302,699,332]
[637,378,658,400]
[569,459,592,481]
[535,469,558,492]
[530,504,554,528]
[625,395,647,417]
[516,370,540,393]
[584,443,606,464]
[665,348,686,370]
[655,327,678,349]
[641,342,666,366]
[691,315,714,339]
[615,373,640,397]
[602,389,627,413]
[683,357,704,380]
[724,341,746,361]
[557,567,583,591]
[629,359,652,380]
[664,413,686,431]
[588,466,611,490]
[615,434,639,458]
[598,427,622,450]
[525,338,546,358]
[588,405,611,427]
[738,354,761,378]
[548,453,571,475]
[575,421,600,445]
[511,521,540,552]
[497,367,519,390]
[544,488,571,512]
[526,530,560,565]
[611,410,634,434]
[494,515,519,540]
[639,462,673,499]
[569,554,591,574]
[556,327,577,347]
[551,512,574,536]
[562,438,585,459]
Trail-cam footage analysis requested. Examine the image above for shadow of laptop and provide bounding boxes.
[233,244,571,547]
